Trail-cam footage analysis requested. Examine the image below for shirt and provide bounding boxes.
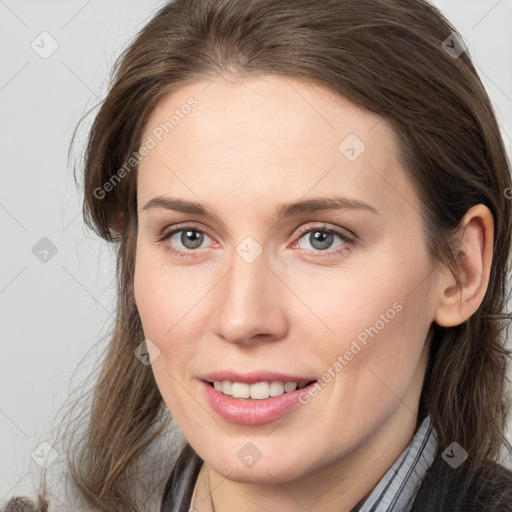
[354,413,438,511]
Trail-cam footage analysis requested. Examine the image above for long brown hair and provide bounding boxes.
[4,0,512,510]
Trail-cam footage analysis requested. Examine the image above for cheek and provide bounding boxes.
[134,245,192,341]
[300,251,433,396]
[133,260,168,340]
[289,260,429,362]
[326,275,433,417]
[133,250,203,424]
[133,245,209,374]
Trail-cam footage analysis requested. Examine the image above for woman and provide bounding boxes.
[4,0,512,510]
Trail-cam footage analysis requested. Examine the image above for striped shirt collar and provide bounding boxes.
[353,413,438,512]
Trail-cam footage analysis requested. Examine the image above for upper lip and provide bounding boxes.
[201,370,318,384]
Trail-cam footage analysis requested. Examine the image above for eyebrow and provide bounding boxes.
[141,195,379,218]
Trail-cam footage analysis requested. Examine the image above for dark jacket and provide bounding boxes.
[409,452,512,511]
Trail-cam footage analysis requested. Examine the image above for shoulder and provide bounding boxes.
[410,453,512,512]
[0,496,48,512]
[468,461,512,510]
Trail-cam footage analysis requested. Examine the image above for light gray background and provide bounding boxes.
[1,0,511,502]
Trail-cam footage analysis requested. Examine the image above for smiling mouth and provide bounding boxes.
[208,380,317,400]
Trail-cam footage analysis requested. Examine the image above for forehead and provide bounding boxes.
[137,75,420,220]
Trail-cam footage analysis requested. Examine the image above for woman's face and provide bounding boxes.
[134,75,440,483]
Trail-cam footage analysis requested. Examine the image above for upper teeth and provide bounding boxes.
[213,380,310,399]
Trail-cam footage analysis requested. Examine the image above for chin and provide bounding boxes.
[214,461,308,484]
[202,441,316,483]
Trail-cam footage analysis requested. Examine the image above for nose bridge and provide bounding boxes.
[213,243,285,343]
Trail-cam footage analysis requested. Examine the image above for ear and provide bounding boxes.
[434,204,494,327]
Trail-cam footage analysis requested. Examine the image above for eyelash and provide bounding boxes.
[157,223,355,259]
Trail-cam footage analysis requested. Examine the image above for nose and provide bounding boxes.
[212,248,288,347]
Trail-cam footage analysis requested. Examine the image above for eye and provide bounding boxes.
[158,223,354,258]
[293,224,353,256]
[159,226,213,258]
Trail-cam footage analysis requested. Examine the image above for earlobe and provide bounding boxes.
[434,204,494,327]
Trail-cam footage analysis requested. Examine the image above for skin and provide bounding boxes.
[133,75,493,512]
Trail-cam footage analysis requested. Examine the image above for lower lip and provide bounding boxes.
[200,380,317,426]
